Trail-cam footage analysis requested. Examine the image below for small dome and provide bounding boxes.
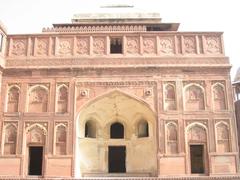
[235,67,240,82]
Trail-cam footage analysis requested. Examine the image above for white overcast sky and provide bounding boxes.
[0,0,239,80]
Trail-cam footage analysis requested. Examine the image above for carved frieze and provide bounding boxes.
[58,38,72,56]
[36,38,48,56]
[184,36,196,54]
[76,81,157,87]
[76,37,89,55]
[126,37,139,54]
[159,37,174,54]
[11,39,27,56]
[93,37,105,55]
[205,36,222,54]
[143,37,156,54]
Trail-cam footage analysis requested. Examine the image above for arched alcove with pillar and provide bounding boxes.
[75,90,157,177]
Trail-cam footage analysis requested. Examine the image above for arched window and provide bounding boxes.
[4,124,17,155]
[28,86,48,112]
[56,85,68,113]
[184,84,205,111]
[110,122,124,139]
[7,86,20,112]
[216,122,230,153]
[166,123,178,154]
[55,125,67,155]
[213,84,226,110]
[164,84,176,110]
[137,120,149,138]
[85,120,96,138]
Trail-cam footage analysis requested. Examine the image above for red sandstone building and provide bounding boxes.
[0,10,239,178]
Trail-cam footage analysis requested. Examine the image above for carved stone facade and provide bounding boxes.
[0,12,239,179]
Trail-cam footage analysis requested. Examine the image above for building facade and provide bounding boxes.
[233,68,240,157]
[0,12,239,178]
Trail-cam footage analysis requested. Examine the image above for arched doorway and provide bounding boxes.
[186,123,208,175]
[76,90,157,177]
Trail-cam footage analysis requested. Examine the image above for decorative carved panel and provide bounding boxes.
[184,85,205,111]
[28,85,48,112]
[55,125,67,155]
[93,37,105,55]
[166,123,178,154]
[184,36,196,54]
[56,85,68,113]
[143,37,156,54]
[76,37,89,55]
[4,124,17,155]
[159,37,174,54]
[26,124,46,144]
[205,36,222,54]
[58,38,72,56]
[213,84,226,110]
[126,37,139,54]
[188,125,206,142]
[164,84,176,110]
[7,86,20,112]
[216,122,230,152]
[11,39,27,56]
[36,38,49,56]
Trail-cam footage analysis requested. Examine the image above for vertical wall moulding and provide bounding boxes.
[27,85,49,113]
[6,85,20,113]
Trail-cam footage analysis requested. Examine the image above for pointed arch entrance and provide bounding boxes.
[75,90,157,177]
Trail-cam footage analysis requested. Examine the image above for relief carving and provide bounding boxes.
[184,85,205,110]
[184,37,196,54]
[4,124,17,155]
[188,125,206,142]
[213,84,226,110]
[55,125,67,155]
[126,37,139,54]
[143,38,156,54]
[216,122,230,152]
[205,36,221,54]
[93,37,105,55]
[7,86,20,113]
[159,37,174,54]
[11,40,26,56]
[57,85,68,113]
[164,84,176,110]
[58,39,72,55]
[166,123,178,154]
[76,38,89,55]
[36,38,48,56]
[28,85,48,112]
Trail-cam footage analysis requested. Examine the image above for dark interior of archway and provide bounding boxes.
[190,145,204,174]
[28,146,43,175]
[110,122,124,138]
